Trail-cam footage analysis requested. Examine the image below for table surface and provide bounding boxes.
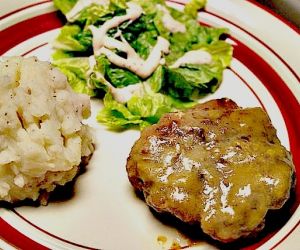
[256,0,300,29]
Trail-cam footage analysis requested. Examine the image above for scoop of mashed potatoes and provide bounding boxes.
[0,56,94,204]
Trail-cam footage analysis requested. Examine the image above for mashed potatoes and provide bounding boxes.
[0,57,94,204]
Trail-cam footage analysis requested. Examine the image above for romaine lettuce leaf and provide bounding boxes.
[166,62,223,100]
[127,91,174,124]
[132,0,165,14]
[192,40,233,68]
[107,67,141,87]
[130,30,158,59]
[120,14,158,59]
[97,92,147,129]
[164,40,232,100]
[93,55,141,88]
[196,26,229,45]
[52,0,233,130]
[52,49,74,60]
[52,25,92,52]
[148,65,164,92]
[184,0,207,18]
[53,0,77,15]
[74,3,122,27]
[55,0,128,25]
[52,57,95,96]
[166,22,229,65]
[97,85,195,129]
[87,55,110,93]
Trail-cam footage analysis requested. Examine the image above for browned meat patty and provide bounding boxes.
[126,98,295,243]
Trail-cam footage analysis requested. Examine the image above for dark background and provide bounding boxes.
[256,0,300,28]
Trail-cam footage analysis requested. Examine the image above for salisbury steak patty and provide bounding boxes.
[126,98,295,242]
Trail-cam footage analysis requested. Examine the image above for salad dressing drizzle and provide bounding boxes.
[89,3,170,79]
[98,37,169,79]
[156,4,186,33]
[52,0,234,128]
[89,2,143,52]
[92,70,143,104]
[170,50,212,68]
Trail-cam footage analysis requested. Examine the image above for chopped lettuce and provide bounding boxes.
[72,2,127,27]
[165,40,233,100]
[106,67,141,87]
[53,0,77,15]
[184,0,207,18]
[166,62,223,100]
[52,0,233,130]
[132,0,165,14]
[52,57,94,96]
[97,85,194,129]
[148,65,164,92]
[192,40,233,68]
[120,14,158,59]
[92,55,140,88]
[52,25,92,52]
[97,92,146,129]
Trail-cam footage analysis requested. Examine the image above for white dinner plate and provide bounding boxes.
[0,0,299,249]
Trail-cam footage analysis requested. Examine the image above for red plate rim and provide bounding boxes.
[246,0,300,35]
[0,2,299,250]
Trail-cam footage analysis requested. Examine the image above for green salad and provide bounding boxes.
[52,0,233,129]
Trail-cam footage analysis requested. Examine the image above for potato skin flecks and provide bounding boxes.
[0,57,94,204]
